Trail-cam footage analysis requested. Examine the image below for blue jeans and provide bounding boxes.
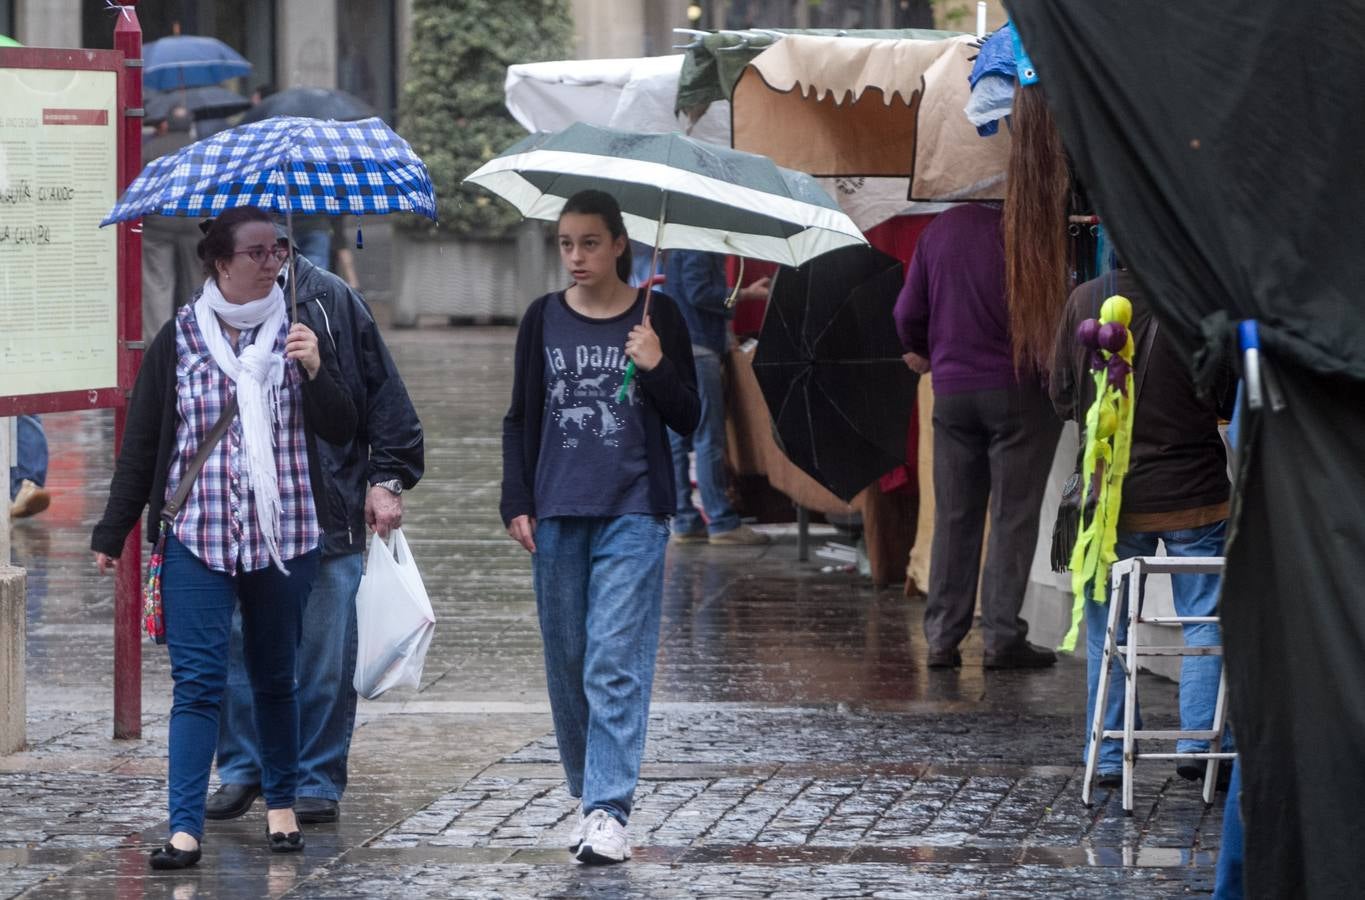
[1214,758,1244,898]
[669,349,739,535]
[215,552,365,800]
[295,229,332,270]
[9,414,47,498]
[162,535,319,839]
[532,515,668,824]
[1084,520,1233,773]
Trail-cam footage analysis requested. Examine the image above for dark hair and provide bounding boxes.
[197,206,277,280]
[1003,83,1072,375]
[559,189,632,283]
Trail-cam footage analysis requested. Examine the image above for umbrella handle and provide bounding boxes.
[617,361,636,404]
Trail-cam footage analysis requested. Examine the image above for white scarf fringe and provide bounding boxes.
[195,278,290,573]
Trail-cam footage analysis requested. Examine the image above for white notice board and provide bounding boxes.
[0,65,119,402]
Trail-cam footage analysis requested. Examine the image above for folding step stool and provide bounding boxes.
[1081,555,1236,813]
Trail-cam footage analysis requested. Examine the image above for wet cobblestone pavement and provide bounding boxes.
[3,326,1222,897]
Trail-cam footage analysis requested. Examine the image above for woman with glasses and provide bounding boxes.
[91,206,357,869]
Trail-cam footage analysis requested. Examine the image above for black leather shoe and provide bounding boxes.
[149,841,202,870]
[205,783,261,820]
[295,797,339,824]
[1095,772,1123,789]
[927,648,962,668]
[983,641,1058,669]
[266,825,305,853]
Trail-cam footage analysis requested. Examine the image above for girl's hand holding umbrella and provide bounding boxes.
[625,315,662,372]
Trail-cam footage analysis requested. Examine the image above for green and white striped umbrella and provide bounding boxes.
[463,123,866,268]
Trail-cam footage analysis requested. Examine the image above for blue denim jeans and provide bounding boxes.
[669,348,740,535]
[1213,758,1244,898]
[532,515,668,824]
[215,552,365,800]
[162,535,318,839]
[1084,520,1233,773]
[9,414,47,499]
[295,229,332,270]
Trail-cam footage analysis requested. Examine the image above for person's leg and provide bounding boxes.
[296,552,365,801]
[906,375,935,595]
[668,427,704,536]
[141,231,176,342]
[1163,520,1231,756]
[580,514,669,823]
[10,415,47,498]
[1213,757,1244,899]
[161,536,238,841]
[689,349,741,535]
[174,226,205,309]
[1084,531,1156,774]
[980,384,1063,654]
[923,391,990,655]
[532,518,593,800]
[296,230,332,270]
[213,609,263,786]
[237,550,318,815]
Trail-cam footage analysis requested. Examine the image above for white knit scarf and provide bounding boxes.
[195,277,290,573]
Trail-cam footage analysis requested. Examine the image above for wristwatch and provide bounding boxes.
[373,478,404,495]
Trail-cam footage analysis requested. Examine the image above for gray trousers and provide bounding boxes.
[924,384,1061,655]
[142,216,204,341]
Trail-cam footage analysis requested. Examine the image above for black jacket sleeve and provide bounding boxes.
[348,294,424,488]
[300,335,358,445]
[636,292,701,437]
[91,323,175,557]
[500,298,542,526]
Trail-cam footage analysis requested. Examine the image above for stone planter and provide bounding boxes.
[391,223,566,326]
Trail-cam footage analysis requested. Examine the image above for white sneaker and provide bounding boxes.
[575,809,631,864]
[567,806,587,852]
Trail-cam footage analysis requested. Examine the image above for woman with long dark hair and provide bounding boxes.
[92,206,356,869]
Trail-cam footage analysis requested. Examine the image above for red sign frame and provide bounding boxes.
[0,47,135,418]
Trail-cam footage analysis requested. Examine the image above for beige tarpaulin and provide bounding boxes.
[731,34,1009,201]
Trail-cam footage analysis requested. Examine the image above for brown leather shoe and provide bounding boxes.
[9,479,50,519]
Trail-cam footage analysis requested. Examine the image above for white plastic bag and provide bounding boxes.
[353,528,436,700]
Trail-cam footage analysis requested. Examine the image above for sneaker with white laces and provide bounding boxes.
[575,809,631,864]
[567,806,587,852]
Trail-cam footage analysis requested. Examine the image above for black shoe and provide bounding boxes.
[149,841,202,870]
[1177,763,1233,792]
[983,641,1057,669]
[927,648,962,669]
[205,783,261,820]
[296,797,339,824]
[266,824,305,854]
[1095,772,1123,789]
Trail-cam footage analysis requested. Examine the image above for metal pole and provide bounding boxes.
[113,0,145,741]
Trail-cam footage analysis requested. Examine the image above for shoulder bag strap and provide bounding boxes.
[1132,316,1161,407]
[161,395,238,523]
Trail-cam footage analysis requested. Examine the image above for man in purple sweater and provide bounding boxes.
[894,203,1061,669]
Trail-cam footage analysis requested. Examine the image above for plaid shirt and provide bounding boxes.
[167,306,320,573]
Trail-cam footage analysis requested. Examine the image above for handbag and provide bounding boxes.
[144,397,238,644]
[1049,307,1159,573]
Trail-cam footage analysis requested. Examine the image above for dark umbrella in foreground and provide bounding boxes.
[145,86,251,124]
[238,87,375,125]
[752,245,916,502]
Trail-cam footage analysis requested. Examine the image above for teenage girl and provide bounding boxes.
[501,189,700,864]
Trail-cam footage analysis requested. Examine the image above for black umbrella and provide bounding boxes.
[145,86,250,124]
[752,245,917,502]
[238,87,375,124]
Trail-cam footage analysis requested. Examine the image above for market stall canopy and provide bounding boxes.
[505,55,729,146]
[731,34,1009,200]
[1010,3,1365,896]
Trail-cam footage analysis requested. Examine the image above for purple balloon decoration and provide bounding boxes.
[1089,349,1108,371]
[1076,318,1101,350]
[1098,322,1128,353]
[1107,354,1132,394]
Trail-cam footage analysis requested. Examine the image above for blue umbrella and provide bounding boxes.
[104,116,437,317]
[143,35,252,91]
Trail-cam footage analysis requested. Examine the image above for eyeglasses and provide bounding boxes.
[231,245,291,264]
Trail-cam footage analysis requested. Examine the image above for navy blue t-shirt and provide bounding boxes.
[533,291,652,518]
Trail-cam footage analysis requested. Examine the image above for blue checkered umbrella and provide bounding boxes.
[102,116,437,225]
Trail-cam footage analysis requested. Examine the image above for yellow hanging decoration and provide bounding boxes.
[1058,294,1137,652]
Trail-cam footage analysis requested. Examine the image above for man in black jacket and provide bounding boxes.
[1051,266,1234,787]
[206,250,424,824]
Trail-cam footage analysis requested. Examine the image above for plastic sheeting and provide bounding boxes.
[1010,3,1365,895]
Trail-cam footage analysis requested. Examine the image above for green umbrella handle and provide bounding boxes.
[617,361,636,404]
